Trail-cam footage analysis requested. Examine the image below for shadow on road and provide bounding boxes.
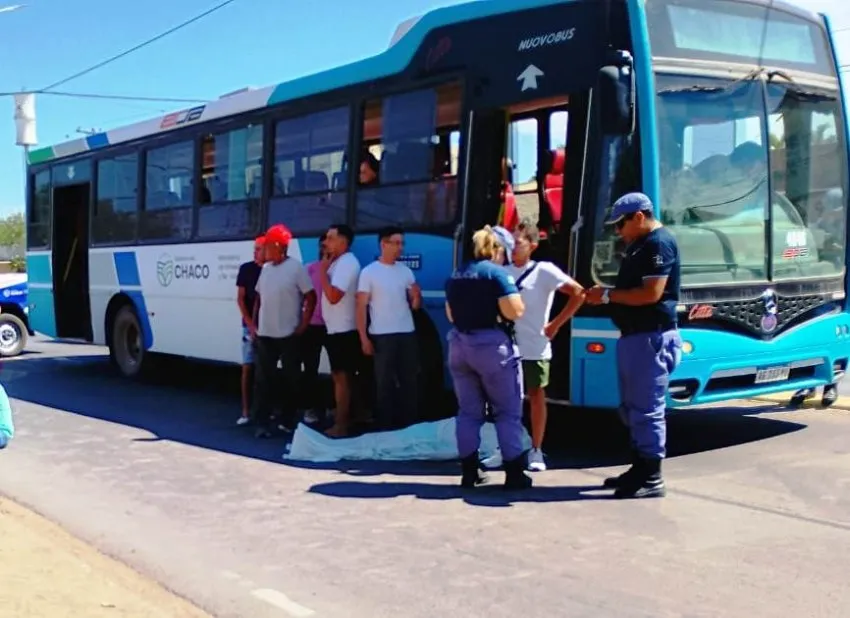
[3,351,809,477]
[308,480,612,507]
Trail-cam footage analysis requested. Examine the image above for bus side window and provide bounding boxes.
[140,141,194,242]
[504,117,538,231]
[545,110,568,232]
[94,154,138,245]
[196,124,263,239]
[269,107,350,235]
[27,170,51,249]
[356,81,462,229]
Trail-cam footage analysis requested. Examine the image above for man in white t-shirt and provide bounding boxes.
[507,220,585,471]
[357,226,422,430]
[252,224,316,438]
[319,224,362,438]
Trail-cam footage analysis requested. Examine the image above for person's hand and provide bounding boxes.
[361,338,374,357]
[294,322,308,336]
[319,254,332,274]
[543,321,561,340]
[585,286,605,305]
[248,322,257,340]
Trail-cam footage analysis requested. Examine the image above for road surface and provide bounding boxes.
[1,338,850,618]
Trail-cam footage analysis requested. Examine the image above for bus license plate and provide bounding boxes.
[755,365,791,384]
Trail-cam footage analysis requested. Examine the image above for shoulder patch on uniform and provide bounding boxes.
[506,275,516,285]
[653,254,664,266]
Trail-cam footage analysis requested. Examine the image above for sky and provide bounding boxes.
[0,0,847,217]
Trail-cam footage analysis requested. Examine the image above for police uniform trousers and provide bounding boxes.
[447,328,526,462]
[616,329,683,459]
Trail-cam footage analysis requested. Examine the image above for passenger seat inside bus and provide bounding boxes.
[544,148,565,232]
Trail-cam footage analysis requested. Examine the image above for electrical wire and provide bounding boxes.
[38,0,239,92]
[0,89,208,103]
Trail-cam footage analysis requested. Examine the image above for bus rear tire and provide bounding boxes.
[0,313,28,357]
[109,304,147,378]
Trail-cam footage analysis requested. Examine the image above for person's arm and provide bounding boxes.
[296,266,316,334]
[494,268,524,321]
[445,301,454,324]
[251,269,264,337]
[235,266,253,328]
[407,268,422,311]
[356,269,373,355]
[321,256,358,305]
[545,276,585,339]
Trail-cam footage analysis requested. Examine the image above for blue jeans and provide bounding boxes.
[616,329,683,459]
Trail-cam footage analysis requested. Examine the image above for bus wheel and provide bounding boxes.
[109,304,146,378]
[0,313,27,357]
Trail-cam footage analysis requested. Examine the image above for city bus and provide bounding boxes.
[24,0,849,415]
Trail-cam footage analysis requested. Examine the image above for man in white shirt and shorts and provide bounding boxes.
[319,224,362,438]
[508,220,585,471]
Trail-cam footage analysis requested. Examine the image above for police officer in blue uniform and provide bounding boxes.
[587,192,683,499]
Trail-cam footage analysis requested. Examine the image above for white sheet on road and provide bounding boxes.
[284,417,532,463]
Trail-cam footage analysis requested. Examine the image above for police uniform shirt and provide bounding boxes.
[611,227,681,335]
[445,260,518,332]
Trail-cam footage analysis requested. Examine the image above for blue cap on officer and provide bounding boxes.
[606,192,654,225]
[492,225,515,255]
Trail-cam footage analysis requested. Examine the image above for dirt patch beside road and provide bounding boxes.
[0,496,212,618]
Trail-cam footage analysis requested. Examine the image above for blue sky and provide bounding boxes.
[0,0,847,217]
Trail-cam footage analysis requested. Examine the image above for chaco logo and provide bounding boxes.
[157,254,174,287]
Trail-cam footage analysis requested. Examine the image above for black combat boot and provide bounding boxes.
[603,448,641,489]
[460,454,488,489]
[503,454,532,490]
[614,457,665,499]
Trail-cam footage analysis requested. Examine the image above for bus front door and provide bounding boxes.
[51,181,92,341]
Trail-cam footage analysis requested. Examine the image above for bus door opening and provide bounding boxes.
[52,182,92,341]
[463,94,585,403]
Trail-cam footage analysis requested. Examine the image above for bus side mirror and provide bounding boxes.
[598,50,635,135]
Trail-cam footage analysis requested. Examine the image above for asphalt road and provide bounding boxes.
[2,338,850,618]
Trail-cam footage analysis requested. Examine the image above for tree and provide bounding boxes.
[0,213,25,273]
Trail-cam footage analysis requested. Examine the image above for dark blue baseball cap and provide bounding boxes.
[606,192,654,225]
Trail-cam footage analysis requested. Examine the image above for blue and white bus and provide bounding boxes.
[24,0,849,413]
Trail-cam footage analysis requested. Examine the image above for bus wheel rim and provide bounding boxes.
[0,323,20,352]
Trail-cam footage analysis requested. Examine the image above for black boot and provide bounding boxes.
[614,457,665,499]
[603,448,641,489]
[503,454,532,490]
[460,454,488,489]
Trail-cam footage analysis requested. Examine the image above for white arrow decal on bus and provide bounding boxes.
[517,65,544,91]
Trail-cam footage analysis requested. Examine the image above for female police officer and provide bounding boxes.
[587,192,683,500]
[445,225,531,490]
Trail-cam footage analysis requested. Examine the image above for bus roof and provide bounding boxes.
[28,0,567,167]
[27,0,829,168]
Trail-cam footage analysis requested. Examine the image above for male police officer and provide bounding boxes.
[587,192,683,499]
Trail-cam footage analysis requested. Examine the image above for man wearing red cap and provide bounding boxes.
[252,224,317,438]
[235,235,266,426]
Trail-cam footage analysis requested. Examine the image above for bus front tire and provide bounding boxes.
[109,304,147,378]
[0,313,28,357]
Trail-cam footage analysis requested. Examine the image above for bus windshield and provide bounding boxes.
[655,74,847,286]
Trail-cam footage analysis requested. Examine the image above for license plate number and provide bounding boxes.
[755,365,791,384]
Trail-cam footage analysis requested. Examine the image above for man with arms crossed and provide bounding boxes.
[508,220,585,471]
[252,224,316,438]
[235,235,266,426]
[320,224,362,438]
[357,226,422,430]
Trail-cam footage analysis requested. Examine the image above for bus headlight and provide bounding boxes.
[682,341,694,354]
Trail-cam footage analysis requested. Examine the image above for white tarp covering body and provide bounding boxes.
[285,417,532,463]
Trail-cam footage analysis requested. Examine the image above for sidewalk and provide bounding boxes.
[0,496,212,618]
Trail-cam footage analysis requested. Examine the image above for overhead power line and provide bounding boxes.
[39,0,239,92]
[0,89,209,104]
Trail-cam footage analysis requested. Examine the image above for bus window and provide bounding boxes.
[93,154,138,245]
[197,124,263,239]
[356,81,461,229]
[140,141,194,242]
[27,170,51,249]
[269,107,349,235]
[767,83,847,280]
[504,117,538,231]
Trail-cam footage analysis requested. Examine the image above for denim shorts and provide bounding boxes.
[241,325,255,365]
